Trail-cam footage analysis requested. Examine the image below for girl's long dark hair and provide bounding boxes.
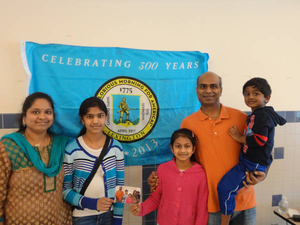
[170,128,198,162]
[77,97,108,137]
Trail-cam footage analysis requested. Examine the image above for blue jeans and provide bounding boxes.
[73,211,113,225]
[208,207,256,225]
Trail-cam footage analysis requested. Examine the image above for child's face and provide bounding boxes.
[132,196,137,203]
[243,86,270,112]
[171,136,195,163]
[81,106,107,135]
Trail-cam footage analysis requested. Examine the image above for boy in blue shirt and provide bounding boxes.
[218,77,286,225]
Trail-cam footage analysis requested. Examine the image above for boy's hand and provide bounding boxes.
[229,126,246,144]
[243,171,267,188]
[97,197,114,211]
[130,204,141,216]
[147,171,158,193]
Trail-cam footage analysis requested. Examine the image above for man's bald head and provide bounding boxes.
[197,71,222,88]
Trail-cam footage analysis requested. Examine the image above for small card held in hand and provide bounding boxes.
[114,185,141,204]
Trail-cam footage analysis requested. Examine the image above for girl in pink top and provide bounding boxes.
[130,128,208,225]
[125,194,133,204]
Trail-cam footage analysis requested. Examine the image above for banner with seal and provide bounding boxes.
[21,41,209,166]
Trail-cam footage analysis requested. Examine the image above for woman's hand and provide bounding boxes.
[97,197,114,211]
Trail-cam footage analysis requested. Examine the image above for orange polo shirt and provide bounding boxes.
[115,190,124,202]
[181,104,256,213]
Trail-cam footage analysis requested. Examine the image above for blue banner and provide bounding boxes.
[21,41,208,166]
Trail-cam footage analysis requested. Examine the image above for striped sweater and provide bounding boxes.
[63,137,124,225]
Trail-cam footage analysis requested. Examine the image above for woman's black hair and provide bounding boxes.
[18,92,55,134]
[170,128,197,162]
[77,97,108,137]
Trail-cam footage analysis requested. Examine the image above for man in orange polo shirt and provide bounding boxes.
[115,186,124,203]
[180,71,266,225]
[148,71,267,225]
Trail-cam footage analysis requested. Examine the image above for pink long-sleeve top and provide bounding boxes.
[139,159,208,225]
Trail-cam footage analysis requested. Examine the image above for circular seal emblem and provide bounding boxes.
[95,76,159,143]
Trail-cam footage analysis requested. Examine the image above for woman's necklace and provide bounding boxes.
[24,132,49,147]
[24,132,55,191]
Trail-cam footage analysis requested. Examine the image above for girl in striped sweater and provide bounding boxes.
[63,97,124,225]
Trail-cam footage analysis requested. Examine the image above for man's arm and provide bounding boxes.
[147,171,158,192]
[243,167,269,188]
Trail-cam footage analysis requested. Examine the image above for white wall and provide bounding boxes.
[1,1,300,225]
[2,0,300,112]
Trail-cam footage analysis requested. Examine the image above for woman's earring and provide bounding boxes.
[22,119,26,127]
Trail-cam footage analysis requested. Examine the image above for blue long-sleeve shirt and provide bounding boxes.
[63,137,124,225]
[242,106,286,166]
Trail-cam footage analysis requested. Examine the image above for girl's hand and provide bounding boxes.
[147,171,158,193]
[97,197,114,211]
[229,126,246,144]
[130,204,141,216]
